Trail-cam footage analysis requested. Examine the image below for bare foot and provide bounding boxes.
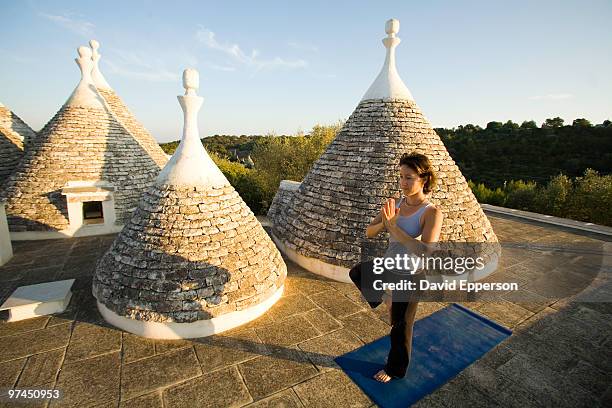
[373,369,393,383]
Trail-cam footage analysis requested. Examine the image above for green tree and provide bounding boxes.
[209,152,267,214]
[250,122,342,213]
[470,174,611,226]
[502,120,519,131]
[572,118,592,128]
[520,120,538,129]
[534,174,572,216]
[566,169,612,225]
[542,117,564,128]
[468,181,506,206]
[159,141,179,155]
[486,121,503,131]
[505,180,537,210]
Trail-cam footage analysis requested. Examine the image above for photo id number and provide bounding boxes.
[3,388,62,400]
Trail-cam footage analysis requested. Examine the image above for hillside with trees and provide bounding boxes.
[436,117,612,188]
[160,134,267,159]
[159,118,611,226]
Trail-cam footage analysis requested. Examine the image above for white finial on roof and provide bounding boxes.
[89,40,112,90]
[183,68,199,96]
[361,18,414,102]
[156,68,228,187]
[65,46,105,108]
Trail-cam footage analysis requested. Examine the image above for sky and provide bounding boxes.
[1,0,611,142]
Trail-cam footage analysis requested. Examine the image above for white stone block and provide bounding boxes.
[0,279,75,322]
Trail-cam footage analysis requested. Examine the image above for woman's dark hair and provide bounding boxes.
[399,152,437,194]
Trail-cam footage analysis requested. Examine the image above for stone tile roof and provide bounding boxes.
[0,47,164,232]
[97,89,168,168]
[272,100,498,268]
[267,180,300,228]
[0,105,36,188]
[89,40,168,168]
[93,184,286,323]
[97,91,168,168]
[270,20,498,270]
[93,69,286,325]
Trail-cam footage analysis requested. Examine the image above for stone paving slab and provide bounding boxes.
[302,308,342,335]
[50,351,121,408]
[162,366,252,408]
[154,339,193,355]
[475,301,535,328]
[120,392,163,408]
[264,293,318,322]
[255,314,319,348]
[121,347,202,401]
[237,346,318,401]
[0,315,49,338]
[0,358,26,389]
[309,290,364,319]
[121,333,156,364]
[497,353,600,408]
[284,275,333,297]
[0,215,609,407]
[338,311,390,344]
[0,322,71,363]
[64,322,121,363]
[298,328,364,372]
[243,388,303,408]
[17,348,65,387]
[423,373,502,408]
[194,328,268,374]
[292,370,371,408]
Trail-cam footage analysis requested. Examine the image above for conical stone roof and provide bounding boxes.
[1,46,164,234]
[89,40,168,167]
[0,103,36,188]
[93,69,286,339]
[270,19,499,282]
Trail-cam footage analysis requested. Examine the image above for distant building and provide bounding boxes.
[229,148,254,167]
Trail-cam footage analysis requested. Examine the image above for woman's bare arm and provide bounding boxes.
[366,212,386,238]
[421,207,443,244]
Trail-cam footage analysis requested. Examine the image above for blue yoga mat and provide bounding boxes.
[335,303,512,408]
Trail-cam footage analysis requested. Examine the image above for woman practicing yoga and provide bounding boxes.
[349,152,443,383]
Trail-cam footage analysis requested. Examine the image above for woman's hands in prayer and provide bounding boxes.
[382,198,400,231]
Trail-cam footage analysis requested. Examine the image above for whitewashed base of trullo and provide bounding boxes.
[0,279,75,322]
[270,232,352,283]
[97,284,284,339]
[0,202,13,266]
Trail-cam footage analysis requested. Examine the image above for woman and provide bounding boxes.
[349,152,443,383]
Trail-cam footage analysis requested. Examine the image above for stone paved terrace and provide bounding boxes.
[0,213,610,408]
